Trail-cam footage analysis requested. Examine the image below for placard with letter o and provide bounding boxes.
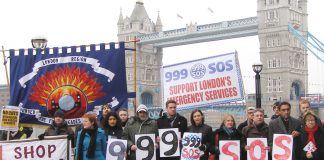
[247,138,268,160]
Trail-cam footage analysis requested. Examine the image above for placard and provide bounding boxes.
[106,139,127,160]
[272,134,293,160]
[0,136,68,159]
[181,132,202,160]
[247,138,268,160]
[163,52,244,111]
[135,134,156,160]
[219,140,240,160]
[0,106,20,131]
[159,128,180,157]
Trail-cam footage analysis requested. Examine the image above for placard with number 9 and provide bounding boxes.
[159,128,180,157]
[135,134,156,160]
[106,139,127,160]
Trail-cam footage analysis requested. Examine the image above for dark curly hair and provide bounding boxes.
[102,112,122,128]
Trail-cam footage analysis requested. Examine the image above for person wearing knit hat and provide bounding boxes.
[54,109,65,119]
[39,109,74,147]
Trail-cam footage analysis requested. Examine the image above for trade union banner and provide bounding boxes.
[163,52,244,110]
[9,42,128,125]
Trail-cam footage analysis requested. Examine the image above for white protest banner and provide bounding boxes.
[272,134,293,160]
[247,138,268,160]
[135,134,156,160]
[219,140,240,160]
[0,136,68,159]
[106,139,127,160]
[181,132,202,160]
[159,128,180,157]
[0,106,20,131]
[163,52,244,110]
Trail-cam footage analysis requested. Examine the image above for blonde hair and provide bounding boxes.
[299,99,310,108]
[222,114,236,127]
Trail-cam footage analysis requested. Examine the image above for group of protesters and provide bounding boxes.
[2,99,324,160]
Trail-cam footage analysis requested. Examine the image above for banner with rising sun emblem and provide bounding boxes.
[9,42,128,125]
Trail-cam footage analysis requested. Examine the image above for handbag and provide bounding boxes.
[208,132,219,160]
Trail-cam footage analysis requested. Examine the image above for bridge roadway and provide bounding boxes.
[138,17,258,48]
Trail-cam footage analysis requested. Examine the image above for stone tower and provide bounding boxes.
[257,0,308,103]
[117,0,163,108]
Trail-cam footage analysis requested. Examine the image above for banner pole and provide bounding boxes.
[2,46,10,94]
[133,36,137,116]
[2,46,11,141]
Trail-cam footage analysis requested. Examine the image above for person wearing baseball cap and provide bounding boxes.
[237,106,256,132]
[123,104,158,160]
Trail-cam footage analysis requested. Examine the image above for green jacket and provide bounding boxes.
[122,116,158,160]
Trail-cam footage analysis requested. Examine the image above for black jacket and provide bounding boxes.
[188,124,212,160]
[157,113,188,137]
[298,125,324,160]
[157,113,188,160]
[210,126,242,160]
[102,125,123,139]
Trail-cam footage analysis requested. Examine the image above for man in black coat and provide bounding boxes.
[157,99,188,160]
[268,101,301,160]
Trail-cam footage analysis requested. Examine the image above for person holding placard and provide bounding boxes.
[102,112,123,139]
[157,99,188,160]
[297,110,324,160]
[188,109,212,160]
[39,109,75,146]
[209,114,242,160]
[76,112,107,160]
[268,101,301,160]
[242,108,270,160]
[123,104,158,160]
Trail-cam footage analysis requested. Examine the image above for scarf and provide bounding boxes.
[305,125,318,148]
[77,127,98,160]
[167,114,177,127]
[52,122,67,135]
[223,126,234,136]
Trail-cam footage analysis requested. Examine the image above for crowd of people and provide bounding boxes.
[1,99,324,160]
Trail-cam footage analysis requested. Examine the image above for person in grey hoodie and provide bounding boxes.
[123,104,158,160]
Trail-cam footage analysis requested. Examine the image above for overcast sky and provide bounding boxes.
[0,0,323,94]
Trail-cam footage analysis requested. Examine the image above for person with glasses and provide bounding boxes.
[297,110,324,160]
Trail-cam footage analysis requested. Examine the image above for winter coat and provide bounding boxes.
[102,125,123,139]
[298,125,324,160]
[268,116,301,160]
[157,113,188,137]
[122,117,158,160]
[241,122,270,160]
[44,122,74,136]
[210,126,242,160]
[188,124,213,160]
[76,128,107,160]
[241,122,269,147]
[157,113,188,160]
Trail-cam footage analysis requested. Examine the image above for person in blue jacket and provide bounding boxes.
[76,112,107,160]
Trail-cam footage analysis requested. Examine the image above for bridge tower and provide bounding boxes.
[117,0,163,108]
[257,0,308,104]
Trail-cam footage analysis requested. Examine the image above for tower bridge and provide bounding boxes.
[118,0,310,121]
